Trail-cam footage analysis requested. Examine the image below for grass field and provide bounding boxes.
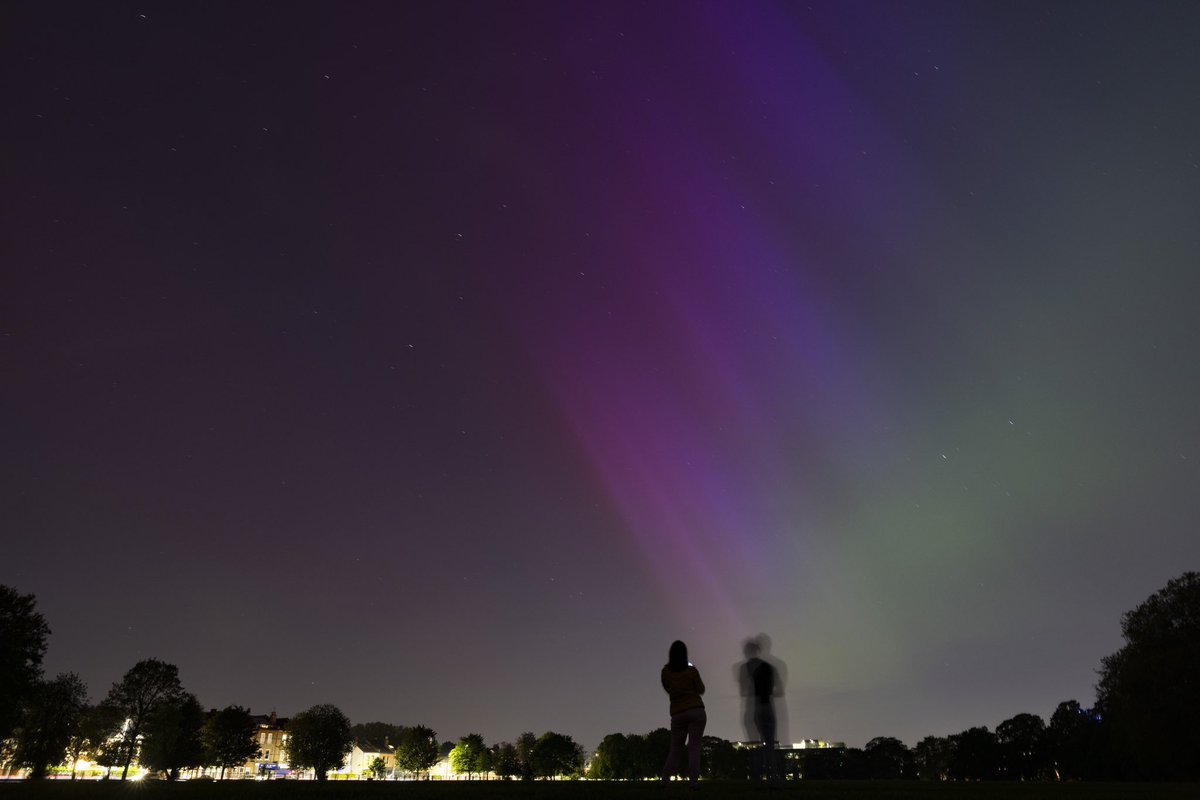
[0,781,1194,800]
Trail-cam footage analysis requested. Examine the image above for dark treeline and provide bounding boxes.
[584,708,1103,782]
[448,731,584,780]
[0,583,586,781]
[588,572,1200,783]
[2,571,1197,781]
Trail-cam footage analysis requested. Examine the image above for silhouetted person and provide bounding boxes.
[738,634,787,782]
[661,639,706,788]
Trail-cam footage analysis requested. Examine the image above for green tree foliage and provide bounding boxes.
[587,733,629,780]
[138,692,205,780]
[366,756,388,780]
[590,729,725,781]
[394,724,439,778]
[9,672,88,779]
[0,586,50,743]
[864,736,915,779]
[1096,571,1200,779]
[103,658,185,780]
[449,733,487,778]
[914,735,953,781]
[202,705,259,779]
[285,703,353,781]
[449,742,470,776]
[996,712,1048,780]
[530,731,582,779]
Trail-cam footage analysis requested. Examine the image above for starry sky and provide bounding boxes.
[4,1,1199,752]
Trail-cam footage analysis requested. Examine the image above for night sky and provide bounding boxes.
[4,1,1199,752]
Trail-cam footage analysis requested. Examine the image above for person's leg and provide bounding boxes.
[662,713,687,781]
[753,705,771,779]
[760,707,779,782]
[686,708,707,787]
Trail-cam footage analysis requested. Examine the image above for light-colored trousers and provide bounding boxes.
[662,706,707,784]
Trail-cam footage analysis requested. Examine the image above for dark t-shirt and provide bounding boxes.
[751,659,775,702]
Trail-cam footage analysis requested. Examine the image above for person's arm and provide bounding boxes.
[694,668,706,695]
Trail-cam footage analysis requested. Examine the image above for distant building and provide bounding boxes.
[342,740,395,779]
[245,711,290,779]
[733,739,845,750]
[734,738,847,780]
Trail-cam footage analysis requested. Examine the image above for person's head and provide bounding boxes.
[667,640,689,671]
[743,638,761,659]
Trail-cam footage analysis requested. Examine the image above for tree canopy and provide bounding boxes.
[70,703,124,776]
[66,703,122,779]
[1097,570,1200,779]
[350,721,406,748]
[0,585,50,742]
[490,741,519,779]
[8,672,88,779]
[864,736,914,779]
[138,692,205,780]
[530,731,583,779]
[202,705,260,779]
[995,712,1047,780]
[394,724,439,777]
[285,703,353,780]
[449,733,487,778]
[103,658,186,780]
[1048,700,1103,780]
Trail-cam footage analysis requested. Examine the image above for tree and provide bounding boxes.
[530,731,582,779]
[9,672,88,779]
[450,733,487,778]
[103,658,186,780]
[1096,571,1200,779]
[448,740,469,777]
[639,728,671,779]
[836,747,868,779]
[700,735,744,780]
[491,741,519,780]
[995,712,1047,780]
[285,704,353,781]
[394,724,439,778]
[138,693,205,780]
[1048,700,1102,780]
[350,721,406,749]
[948,726,999,780]
[914,735,953,781]
[0,586,50,743]
[864,736,915,779]
[587,733,628,780]
[514,731,537,780]
[66,703,121,779]
[202,705,259,779]
[366,756,388,780]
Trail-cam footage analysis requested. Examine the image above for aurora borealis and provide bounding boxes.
[4,1,1199,751]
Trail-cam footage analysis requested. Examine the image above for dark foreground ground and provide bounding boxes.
[1,781,1196,800]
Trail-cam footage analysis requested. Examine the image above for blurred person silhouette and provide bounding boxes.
[737,634,788,782]
[660,639,706,788]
